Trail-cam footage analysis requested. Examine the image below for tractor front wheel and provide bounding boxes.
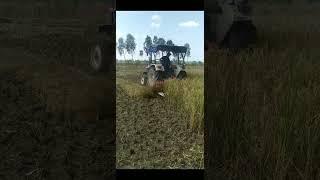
[177,71,187,80]
[140,73,147,86]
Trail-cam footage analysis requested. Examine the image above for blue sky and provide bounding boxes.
[116,11,204,61]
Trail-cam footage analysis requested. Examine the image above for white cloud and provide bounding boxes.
[151,14,161,28]
[178,21,200,28]
[151,22,160,28]
[151,15,161,22]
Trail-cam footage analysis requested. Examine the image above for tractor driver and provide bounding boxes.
[160,52,172,76]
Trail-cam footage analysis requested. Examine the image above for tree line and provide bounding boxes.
[117,33,191,61]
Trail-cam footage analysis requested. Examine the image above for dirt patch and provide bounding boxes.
[116,86,203,169]
[0,64,115,179]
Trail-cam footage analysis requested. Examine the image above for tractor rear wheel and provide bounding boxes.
[89,34,112,72]
[177,71,187,80]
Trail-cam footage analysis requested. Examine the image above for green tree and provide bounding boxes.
[157,38,166,45]
[184,43,191,60]
[117,37,126,60]
[125,34,136,60]
[153,36,159,45]
[166,40,174,46]
[144,35,153,56]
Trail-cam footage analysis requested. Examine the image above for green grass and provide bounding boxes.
[207,2,320,179]
[164,66,204,132]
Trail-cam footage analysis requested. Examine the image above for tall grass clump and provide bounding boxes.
[164,69,204,132]
[206,2,320,178]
